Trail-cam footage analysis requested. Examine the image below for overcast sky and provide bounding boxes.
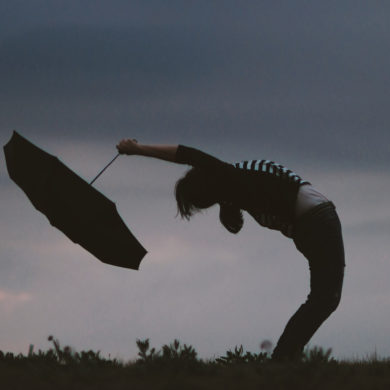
[1,1,390,361]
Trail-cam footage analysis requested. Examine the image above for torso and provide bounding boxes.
[294,184,330,219]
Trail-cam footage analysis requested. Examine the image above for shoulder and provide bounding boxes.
[233,159,272,171]
[175,144,232,170]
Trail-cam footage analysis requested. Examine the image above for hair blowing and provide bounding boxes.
[175,167,244,234]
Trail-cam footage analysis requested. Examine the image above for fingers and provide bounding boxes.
[116,138,139,154]
[116,139,127,154]
[117,138,137,144]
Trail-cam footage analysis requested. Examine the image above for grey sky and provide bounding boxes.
[1,1,390,360]
[1,1,389,164]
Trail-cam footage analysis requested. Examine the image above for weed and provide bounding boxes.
[216,345,268,365]
[2,336,390,389]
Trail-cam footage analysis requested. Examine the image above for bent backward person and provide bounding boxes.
[116,139,346,361]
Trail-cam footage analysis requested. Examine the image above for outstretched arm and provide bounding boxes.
[116,139,229,169]
[116,139,178,163]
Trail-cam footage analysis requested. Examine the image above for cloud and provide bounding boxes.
[0,289,33,312]
[1,1,389,168]
[0,23,225,100]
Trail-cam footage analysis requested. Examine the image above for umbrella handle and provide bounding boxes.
[90,153,121,185]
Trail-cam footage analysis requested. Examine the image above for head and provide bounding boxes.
[175,167,244,233]
[175,167,218,220]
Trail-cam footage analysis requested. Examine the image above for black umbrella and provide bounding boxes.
[3,131,147,270]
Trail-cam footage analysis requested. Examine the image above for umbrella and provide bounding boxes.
[3,131,147,270]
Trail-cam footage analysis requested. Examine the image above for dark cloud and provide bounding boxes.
[0,24,224,98]
[0,1,389,166]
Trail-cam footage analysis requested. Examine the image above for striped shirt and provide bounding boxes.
[232,159,311,238]
[175,145,311,238]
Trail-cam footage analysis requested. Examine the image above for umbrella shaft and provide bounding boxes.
[90,153,120,185]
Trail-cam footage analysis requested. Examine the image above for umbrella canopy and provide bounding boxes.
[3,131,147,270]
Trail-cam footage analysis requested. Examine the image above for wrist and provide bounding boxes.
[136,144,148,156]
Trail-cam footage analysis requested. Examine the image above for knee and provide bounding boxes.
[307,290,342,315]
[325,291,342,313]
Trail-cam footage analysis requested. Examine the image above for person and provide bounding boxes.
[116,139,345,361]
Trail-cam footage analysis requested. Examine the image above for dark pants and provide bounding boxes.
[272,201,345,361]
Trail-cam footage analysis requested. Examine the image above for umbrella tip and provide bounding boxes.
[11,130,20,139]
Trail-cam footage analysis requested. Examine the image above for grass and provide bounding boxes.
[1,336,390,389]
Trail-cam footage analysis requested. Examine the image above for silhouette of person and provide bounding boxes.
[116,139,345,361]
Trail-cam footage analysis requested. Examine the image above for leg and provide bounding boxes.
[272,202,345,361]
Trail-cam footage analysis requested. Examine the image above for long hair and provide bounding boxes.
[219,203,244,234]
[175,167,244,233]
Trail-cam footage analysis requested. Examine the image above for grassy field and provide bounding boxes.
[1,336,390,390]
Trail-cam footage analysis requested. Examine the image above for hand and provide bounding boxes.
[116,139,141,155]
